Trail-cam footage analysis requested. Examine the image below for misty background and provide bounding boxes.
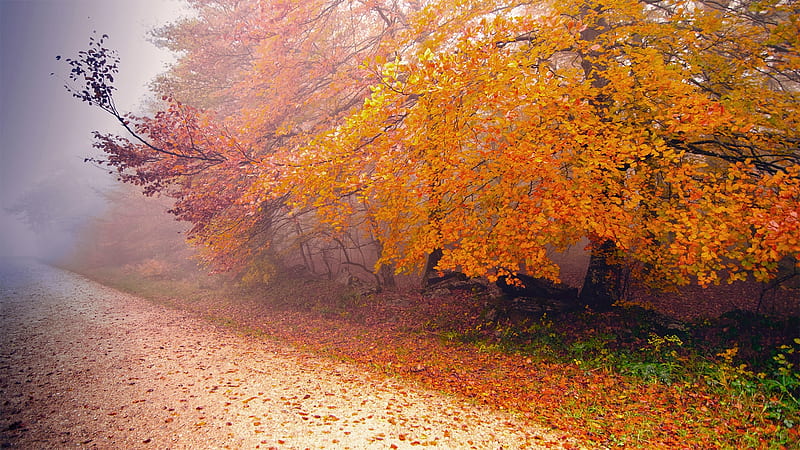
[0,0,188,260]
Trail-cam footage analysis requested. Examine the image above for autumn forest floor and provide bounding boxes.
[68,263,800,449]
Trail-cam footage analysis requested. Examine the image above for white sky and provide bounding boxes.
[0,0,189,258]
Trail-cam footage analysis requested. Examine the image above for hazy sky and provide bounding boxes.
[0,0,188,258]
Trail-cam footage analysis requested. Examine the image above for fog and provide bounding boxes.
[0,0,187,260]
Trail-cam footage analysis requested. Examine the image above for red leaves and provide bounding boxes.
[245,289,754,447]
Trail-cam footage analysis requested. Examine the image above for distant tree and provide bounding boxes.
[5,168,108,259]
[6,169,101,235]
[69,184,197,276]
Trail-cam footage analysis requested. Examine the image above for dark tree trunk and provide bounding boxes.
[379,264,396,290]
[574,8,619,313]
[421,248,444,288]
[578,238,621,312]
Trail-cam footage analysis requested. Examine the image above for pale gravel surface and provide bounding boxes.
[0,260,566,449]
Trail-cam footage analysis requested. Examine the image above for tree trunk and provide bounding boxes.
[578,237,621,311]
[574,7,619,312]
[421,248,444,288]
[379,264,397,290]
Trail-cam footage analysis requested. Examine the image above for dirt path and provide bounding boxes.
[0,260,565,449]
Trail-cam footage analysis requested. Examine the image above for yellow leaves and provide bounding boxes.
[420,47,434,63]
[147,0,800,289]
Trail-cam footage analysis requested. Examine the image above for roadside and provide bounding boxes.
[0,260,568,449]
[77,263,800,448]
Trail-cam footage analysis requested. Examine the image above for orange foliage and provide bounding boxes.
[71,0,799,289]
[275,0,800,286]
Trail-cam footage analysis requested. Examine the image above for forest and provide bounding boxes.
[63,0,799,447]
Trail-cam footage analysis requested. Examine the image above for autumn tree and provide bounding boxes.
[275,0,799,308]
[68,0,798,307]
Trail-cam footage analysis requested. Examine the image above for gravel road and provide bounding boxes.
[0,260,564,449]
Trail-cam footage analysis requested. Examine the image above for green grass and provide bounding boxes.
[424,300,800,447]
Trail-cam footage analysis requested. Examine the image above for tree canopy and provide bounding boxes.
[66,0,799,299]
